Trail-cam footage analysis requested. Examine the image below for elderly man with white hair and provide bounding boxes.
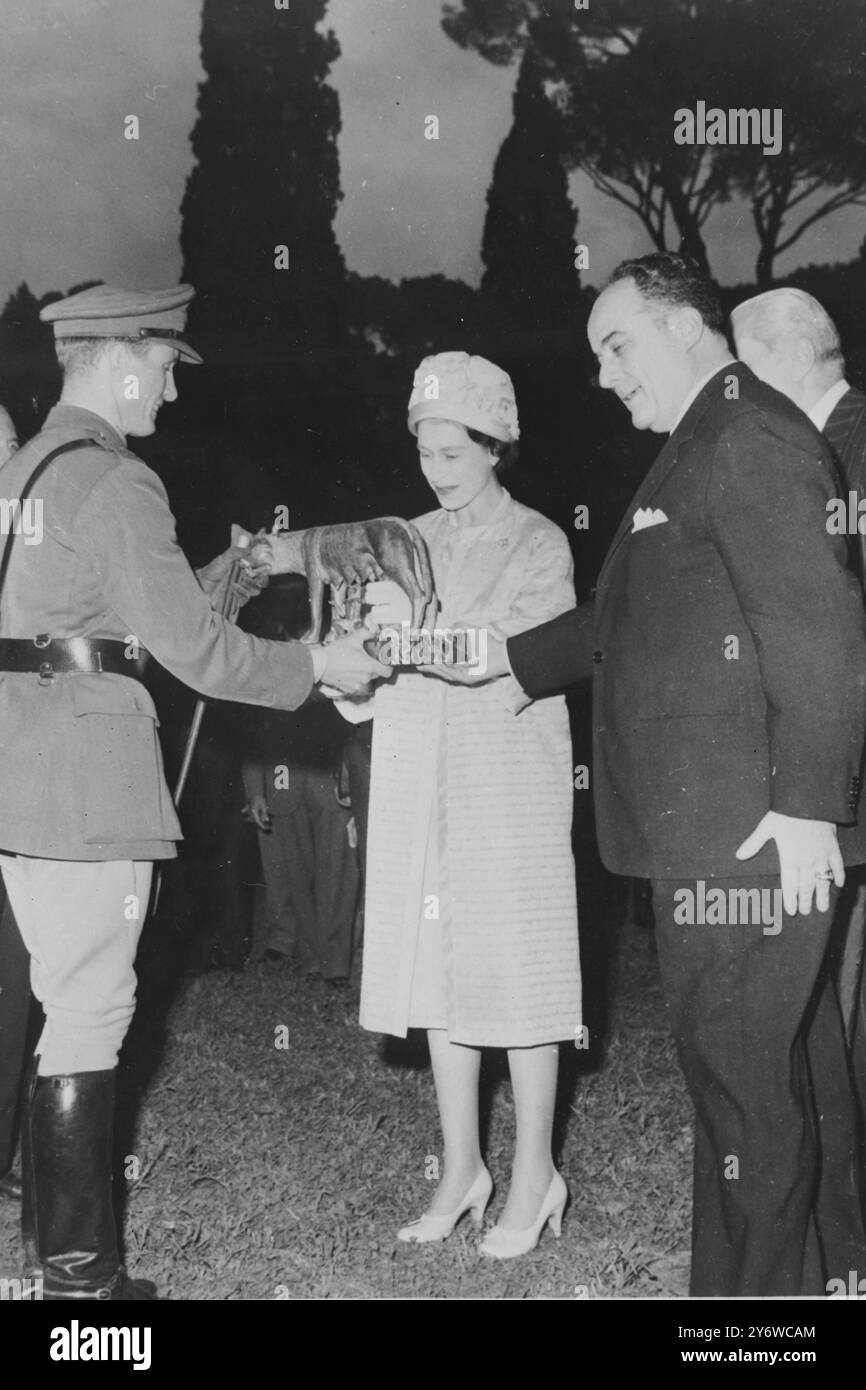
[732,285,866,1279]
[730,288,866,530]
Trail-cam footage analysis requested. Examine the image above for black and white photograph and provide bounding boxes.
[0,0,865,1341]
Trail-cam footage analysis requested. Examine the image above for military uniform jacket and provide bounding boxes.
[0,405,314,861]
[508,365,866,880]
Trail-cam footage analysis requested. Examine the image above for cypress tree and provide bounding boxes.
[480,48,582,346]
[179,0,348,451]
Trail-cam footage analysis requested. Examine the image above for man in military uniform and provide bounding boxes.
[0,283,387,1301]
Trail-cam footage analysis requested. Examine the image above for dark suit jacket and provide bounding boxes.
[823,384,866,581]
[508,364,866,879]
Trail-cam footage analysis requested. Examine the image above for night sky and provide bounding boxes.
[0,0,861,303]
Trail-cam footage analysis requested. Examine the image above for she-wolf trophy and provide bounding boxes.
[173,517,434,816]
[251,516,436,647]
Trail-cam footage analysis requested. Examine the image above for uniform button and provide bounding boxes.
[592,650,603,664]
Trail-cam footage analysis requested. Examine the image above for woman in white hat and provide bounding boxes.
[346,352,582,1258]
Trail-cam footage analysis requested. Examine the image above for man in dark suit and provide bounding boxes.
[730,289,866,1291]
[433,254,866,1296]
[732,288,866,1055]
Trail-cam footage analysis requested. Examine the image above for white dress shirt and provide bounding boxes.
[808,378,850,432]
[669,361,736,435]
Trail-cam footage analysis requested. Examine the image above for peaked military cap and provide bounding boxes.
[40,284,202,364]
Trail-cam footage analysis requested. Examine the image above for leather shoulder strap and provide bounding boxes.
[0,437,100,603]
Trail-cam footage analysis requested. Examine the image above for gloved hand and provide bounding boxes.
[197,529,271,607]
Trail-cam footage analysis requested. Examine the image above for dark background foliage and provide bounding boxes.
[0,0,863,596]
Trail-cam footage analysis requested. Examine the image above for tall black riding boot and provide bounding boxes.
[28,1068,159,1301]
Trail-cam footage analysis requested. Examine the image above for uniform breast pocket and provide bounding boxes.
[72,677,176,845]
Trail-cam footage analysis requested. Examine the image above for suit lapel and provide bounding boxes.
[596,433,680,584]
[596,367,732,589]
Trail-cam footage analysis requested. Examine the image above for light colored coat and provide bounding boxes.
[359,490,582,1047]
[0,405,315,862]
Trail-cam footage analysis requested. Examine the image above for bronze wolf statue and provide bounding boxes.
[251,517,435,643]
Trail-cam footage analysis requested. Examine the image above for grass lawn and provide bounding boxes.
[0,891,693,1300]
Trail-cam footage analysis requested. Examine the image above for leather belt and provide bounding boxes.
[0,637,151,685]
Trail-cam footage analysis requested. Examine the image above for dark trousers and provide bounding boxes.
[0,886,32,1172]
[344,719,373,888]
[255,769,359,978]
[652,875,866,1297]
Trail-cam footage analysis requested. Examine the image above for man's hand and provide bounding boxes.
[735,810,844,915]
[198,530,270,604]
[417,626,508,685]
[314,627,390,697]
[244,794,272,832]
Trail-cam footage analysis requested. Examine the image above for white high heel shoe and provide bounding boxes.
[479,1171,568,1259]
[397,1167,493,1244]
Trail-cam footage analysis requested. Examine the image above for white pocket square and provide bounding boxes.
[631,507,669,533]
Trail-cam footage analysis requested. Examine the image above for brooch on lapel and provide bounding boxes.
[631,507,668,533]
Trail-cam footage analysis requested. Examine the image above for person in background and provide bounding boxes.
[731,287,866,1044]
[343,720,373,894]
[243,646,360,982]
[731,287,866,1275]
[176,702,253,973]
